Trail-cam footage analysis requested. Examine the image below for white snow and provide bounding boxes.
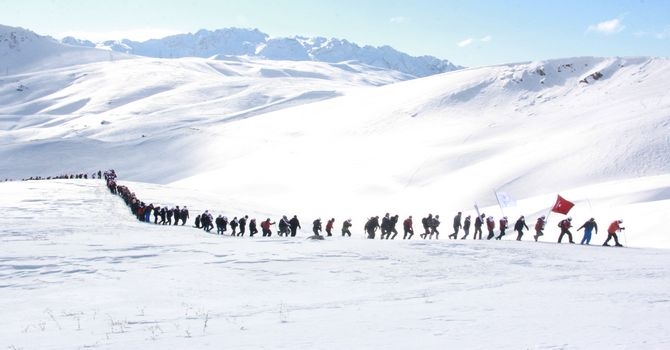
[2,24,670,348]
[0,179,669,349]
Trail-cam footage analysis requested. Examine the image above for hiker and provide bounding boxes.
[557,217,575,244]
[577,218,598,245]
[514,216,529,241]
[603,220,625,247]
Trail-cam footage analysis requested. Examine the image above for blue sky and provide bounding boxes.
[1,0,669,67]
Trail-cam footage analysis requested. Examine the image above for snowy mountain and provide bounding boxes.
[61,27,462,77]
[2,50,669,248]
[0,25,131,74]
[2,23,670,350]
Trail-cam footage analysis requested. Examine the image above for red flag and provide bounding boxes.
[551,195,575,215]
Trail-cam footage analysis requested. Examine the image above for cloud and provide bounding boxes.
[57,28,181,42]
[457,38,474,47]
[457,35,492,48]
[633,26,670,39]
[587,18,625,35]
[390,16,409,24]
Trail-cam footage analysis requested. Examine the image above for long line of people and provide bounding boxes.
[103,171,626,247]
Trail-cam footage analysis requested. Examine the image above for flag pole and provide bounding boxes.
[494,190,505,217]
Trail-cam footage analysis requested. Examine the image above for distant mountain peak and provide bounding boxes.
[59,27,462,77]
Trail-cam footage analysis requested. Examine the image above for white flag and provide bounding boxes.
[495,191,517,208]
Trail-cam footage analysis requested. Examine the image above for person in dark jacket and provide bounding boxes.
[173,206,181,225]
[239,215,248,236]
[577,218,598,245]
[389,215,400,239]
[557,217,574,243]
[194,214,201,229]
[364,216,379,239]
[474,213,484,240]
[449,212,462,239]
[380,213,391,239]
[215,215,225,234]
[180,206,189,225]
[420,214,433,239]
[461,215,471,239]
[341,219,352,237]
[278,215,291,236]
[429,215,441,239]
[313,218,323,236]
[249,218,258,237]
[289,215,301,237]
[514,216,529,241]
[230,217,238,235]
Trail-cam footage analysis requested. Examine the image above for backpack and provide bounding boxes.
[557,220,563,228]
[422,217,428,227]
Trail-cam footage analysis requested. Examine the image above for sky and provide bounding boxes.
[1,0,669,67]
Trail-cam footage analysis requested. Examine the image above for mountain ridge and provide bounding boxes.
[58,27,462,77]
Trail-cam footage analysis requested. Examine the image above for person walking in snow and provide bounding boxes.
[230,217,239,236]
[557,217,575,243]
[534,216,546,242]
[215,215,225,234]
[325,218,335,236]
[239,215,248,236]
[342,219,353,237]
[603,219,625,247]
[514,215,529,241]
[261,218,275,237]
[403,215,414,239]
[289,215,301,237]
[577,218,598,245]
[389,214,400,239]
[486,216,496,240]
[278,215,291,236]
[249,218,259,237]
[313,218,323,236]
[180,206,189,225]
[380,213,391,239]
[420,214,433,239]
[364,216,379,239]
[474,213,485,240]
[461,215,471,239]
[429,215,441,239]
[495,216,509,240]
[173,206,181,226]
[449,212,462,239]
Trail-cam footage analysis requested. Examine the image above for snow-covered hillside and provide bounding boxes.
[1,179,669,349]
[2,50,669,248]
[60,27,462,77]
[0,25,131,74]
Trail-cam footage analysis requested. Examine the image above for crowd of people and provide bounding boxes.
[101,171,628,247]
[3,171,105,182]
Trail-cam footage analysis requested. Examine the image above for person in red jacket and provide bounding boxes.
[495,216,508,240]
[557,217,574,243]
[486,216,496,240]
[603,220,625,247]
[325,218,335,236]
[403,216,414,239]
[261,218,275,237]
